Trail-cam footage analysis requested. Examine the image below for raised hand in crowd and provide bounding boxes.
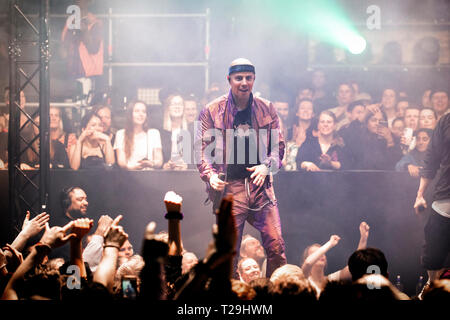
[214,195,237,256]
[95,215,114,236]
[337,221,371,281]
[94,215,128,291]
[70,218,94,279]
[358,221,370,250]
[302,234,341,279]
[0,248,7,278]
[376,125,395,147]
[164,191,184,256]
[1,244,23,274]
[175,196,236,300]
[329,235,341,248]
[366,103,381,115]
[10,211,50,252]
[0,248,8,298]
[164,191,182,213]
[82,215,114,273]
[140,220,169,300]
[40,221,77,249]
[70,218,93,240]
[1,221,75,300]
[103,215,128,248]
[21,211,50,238]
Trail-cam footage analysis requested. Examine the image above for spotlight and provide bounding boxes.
[347,35,367,55]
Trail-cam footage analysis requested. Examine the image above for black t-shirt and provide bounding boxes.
[226,105,260,179]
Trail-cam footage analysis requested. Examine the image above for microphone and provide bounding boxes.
[418,205,425,212]
[218,173,226,181]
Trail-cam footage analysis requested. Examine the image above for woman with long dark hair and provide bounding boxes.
[359,110,402,170]
[395,128,433,177]
[114,100,163,170]
[69,111,115,170]
[283,99,315,171]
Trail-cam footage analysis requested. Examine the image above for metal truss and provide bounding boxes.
[8,0,50,235]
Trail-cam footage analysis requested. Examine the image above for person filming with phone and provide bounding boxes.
[347,110,402,170]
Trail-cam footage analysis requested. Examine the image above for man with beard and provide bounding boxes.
[49,186,89,260]
[60,186,89,222]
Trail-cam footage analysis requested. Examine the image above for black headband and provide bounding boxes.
[228,64,255,75]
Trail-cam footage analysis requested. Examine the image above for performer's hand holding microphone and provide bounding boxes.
[414,195,427,215]
[210,173,227,191]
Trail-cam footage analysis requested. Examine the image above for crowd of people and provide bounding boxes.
[0,191,448,302]
[0,65,448,302]
[0,75,447,176]
[0,88,200,171]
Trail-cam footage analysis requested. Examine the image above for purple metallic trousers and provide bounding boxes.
[222,178,287,278]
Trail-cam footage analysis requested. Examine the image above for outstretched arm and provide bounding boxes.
[70,218,93,279]
[1,246,47,300]
[357,221,370,250]
[302,235,340,279]
[175,196,236,300]
[10,211,49,252]
[82,215,113,272]
[164,191,184,256]
[1,221,76,300]
[337,222,370,281]
[93,215,128,291]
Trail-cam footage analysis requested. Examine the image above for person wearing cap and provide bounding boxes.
[196,58,287,278]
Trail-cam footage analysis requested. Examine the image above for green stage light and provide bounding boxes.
[256,0,367,56]
[347,35,367,55]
